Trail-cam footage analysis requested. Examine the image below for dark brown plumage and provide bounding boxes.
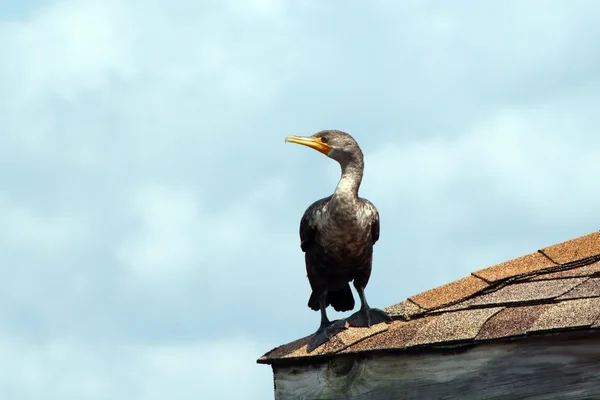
[286,130,392,352]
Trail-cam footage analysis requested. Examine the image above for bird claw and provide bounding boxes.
[347,307,392,328]
[307,319,348,352]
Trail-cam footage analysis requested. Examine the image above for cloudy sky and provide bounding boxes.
[2,0,600,398]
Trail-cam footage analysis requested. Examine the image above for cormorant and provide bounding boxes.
[286,130,392,352]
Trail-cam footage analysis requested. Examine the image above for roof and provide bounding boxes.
[258,230,600,365]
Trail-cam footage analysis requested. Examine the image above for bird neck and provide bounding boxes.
[334,159,364,199]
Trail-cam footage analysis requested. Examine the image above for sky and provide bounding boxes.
[1,0,600,399]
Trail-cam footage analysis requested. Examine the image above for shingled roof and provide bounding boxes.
[258,230,600,365]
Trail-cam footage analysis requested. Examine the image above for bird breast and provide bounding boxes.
[311,202,374,257]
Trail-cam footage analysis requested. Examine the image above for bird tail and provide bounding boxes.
[329,284,355,311]
[308,284,355,312]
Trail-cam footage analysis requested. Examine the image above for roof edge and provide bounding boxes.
[258,326,600,366]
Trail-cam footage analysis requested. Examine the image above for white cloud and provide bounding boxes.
[225,0,286,20]
[0,335,271,400]
[136,337,271,400]
[1,0,135,100]
[116,185,204,281]
[367,106,600,220]
[116,178,293,284]
[0,197,85,253]
[0,0,305,164]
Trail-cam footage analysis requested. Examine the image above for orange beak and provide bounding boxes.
[285,135,332,155]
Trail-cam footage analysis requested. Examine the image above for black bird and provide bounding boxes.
[286,130,392,352]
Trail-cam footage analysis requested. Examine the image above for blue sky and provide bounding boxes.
[2,0,600,398]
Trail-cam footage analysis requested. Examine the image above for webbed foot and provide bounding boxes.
[307,319,348,353]
[347,307,392,328]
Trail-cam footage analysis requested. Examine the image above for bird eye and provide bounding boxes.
[320,137,329,143]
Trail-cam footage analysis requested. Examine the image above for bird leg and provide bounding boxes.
[307,292,347,353]
[347,285,392,328]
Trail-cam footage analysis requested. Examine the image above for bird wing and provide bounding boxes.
[371,208,380,244]
[299,196,332,252]
[362,199,380,245]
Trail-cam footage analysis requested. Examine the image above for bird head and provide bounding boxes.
[285,130,362,165]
